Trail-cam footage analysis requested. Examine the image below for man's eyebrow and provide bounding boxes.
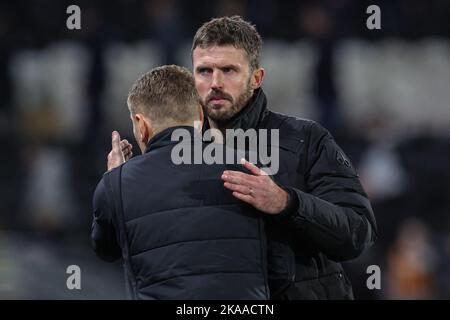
[221,64,240,70]
[195,64,240,70]
[195,65,212,71]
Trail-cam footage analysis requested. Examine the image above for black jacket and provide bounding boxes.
[204,88,378,299]
[91,127,269,299]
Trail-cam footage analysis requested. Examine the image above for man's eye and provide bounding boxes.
[198,68,212,74]
[223,68,233,73]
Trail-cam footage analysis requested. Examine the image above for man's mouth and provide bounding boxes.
[210,96,228,101]
[208,97,230,106]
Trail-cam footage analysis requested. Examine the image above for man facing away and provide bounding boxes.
[191,16,378,299]
[91,65,269,299]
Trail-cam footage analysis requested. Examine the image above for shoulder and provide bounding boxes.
[265,111,332,153]
[94,175,107,200]
[93,175,110,216]
[94,165,124,206]
[266,111,326,137]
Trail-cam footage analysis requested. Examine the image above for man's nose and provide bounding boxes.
[211,70,223,89]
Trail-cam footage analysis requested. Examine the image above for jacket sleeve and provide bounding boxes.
[91,177,122,262]
[276,121,378,262]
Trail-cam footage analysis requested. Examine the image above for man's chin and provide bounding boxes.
[207,104,226,114]
[207,110,233,124]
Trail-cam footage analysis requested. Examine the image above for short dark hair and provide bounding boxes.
[192,16,262,70]
[127,65,200,124]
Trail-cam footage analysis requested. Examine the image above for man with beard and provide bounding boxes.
[191,16,378,299]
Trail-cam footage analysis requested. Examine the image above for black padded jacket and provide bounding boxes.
[203,88,378,300]
[91,126,269,299]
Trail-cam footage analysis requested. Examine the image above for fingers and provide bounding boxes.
[120,140,133,156]
[112,132,134,162]
[231,191,254,204]
[221,170,257,187]
[111,131,121,152]
[120,140,132,151]
[124,149,133,161]
[223,182,254,196]
[120,139,131,149]
[123,149,133,161]
[240,158,263,176]
[124,150,133,161]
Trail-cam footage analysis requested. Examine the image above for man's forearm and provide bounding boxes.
[274,187,377,261]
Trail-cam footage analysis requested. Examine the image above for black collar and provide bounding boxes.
[203,88,269,132]
[144,126,196,153]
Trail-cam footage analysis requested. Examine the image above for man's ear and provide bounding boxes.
[250,67,265,89]
[135,113,153,145]
[193,104,204,132]
[198,104,204,126]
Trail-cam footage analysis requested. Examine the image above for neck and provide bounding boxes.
[208,117,224,131]
[205,118,225,144]
[154,120,199,136]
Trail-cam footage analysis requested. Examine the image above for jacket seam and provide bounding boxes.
[132,237,260,257]
[294,271,344,283]
[125,203,246,223]
[138,271,263,290]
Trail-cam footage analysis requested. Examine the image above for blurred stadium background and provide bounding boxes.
[1,0,450,299]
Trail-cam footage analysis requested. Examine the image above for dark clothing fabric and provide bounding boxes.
[203,88,378,300]
[91,127,269,300]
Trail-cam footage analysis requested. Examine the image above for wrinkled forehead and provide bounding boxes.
[192,45,250,68]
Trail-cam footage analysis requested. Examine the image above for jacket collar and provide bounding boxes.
[144,126,196,154]
[203,88,269,132]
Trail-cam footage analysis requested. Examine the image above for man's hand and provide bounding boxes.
[221,158,289,215]
[107,131,133,171]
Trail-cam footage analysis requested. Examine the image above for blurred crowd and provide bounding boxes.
[1,0,450,299]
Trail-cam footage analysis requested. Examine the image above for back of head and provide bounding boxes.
[127,65,201,132]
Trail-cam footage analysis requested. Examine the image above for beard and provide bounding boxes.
[202,80,253,126]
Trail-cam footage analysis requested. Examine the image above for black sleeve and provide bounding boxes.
[91,177,122,262]
[276,121,378,262]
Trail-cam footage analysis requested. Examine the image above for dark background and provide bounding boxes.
[1,0,450,299]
